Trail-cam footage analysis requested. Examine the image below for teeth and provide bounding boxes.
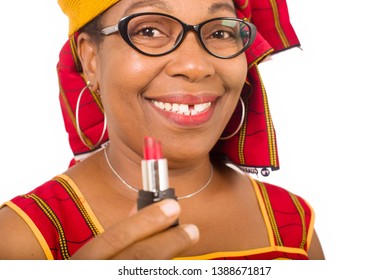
[172,103,180,112]
[179,104,189,114]
[194,104,205,112]
[152,101,211,115]
[165,103,172,111]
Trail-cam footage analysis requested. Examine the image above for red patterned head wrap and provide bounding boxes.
[57,0,300,172]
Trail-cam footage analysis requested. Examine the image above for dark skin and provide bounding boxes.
[0,0,324,260]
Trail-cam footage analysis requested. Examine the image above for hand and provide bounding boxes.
[71,199,199,259]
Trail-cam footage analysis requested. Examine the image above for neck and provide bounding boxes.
[103,142,216,199]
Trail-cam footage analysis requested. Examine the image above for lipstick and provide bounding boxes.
[138,137,178,225]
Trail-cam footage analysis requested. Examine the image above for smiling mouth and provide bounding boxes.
[151,100,212,116]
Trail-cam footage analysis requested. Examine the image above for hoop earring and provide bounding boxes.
[75,81,107,149]
[219,96,246,140]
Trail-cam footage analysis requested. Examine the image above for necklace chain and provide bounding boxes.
[103,147,213,200]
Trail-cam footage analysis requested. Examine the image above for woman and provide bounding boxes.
[0,0,324,259]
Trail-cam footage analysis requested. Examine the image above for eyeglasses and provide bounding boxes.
[101,12,257,59]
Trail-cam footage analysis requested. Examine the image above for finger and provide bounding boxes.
[113,224,200,260]
[71,199,181,259]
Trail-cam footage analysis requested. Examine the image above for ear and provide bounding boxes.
[77,33,99,91]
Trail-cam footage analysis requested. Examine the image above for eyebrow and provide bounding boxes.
[123,0,173,15]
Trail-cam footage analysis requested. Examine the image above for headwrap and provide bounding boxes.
[57,0,300,172]
[58,0,120,36]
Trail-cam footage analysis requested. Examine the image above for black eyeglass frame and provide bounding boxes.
[100,12,257,59]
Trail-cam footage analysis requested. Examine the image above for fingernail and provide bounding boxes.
[182,224,200,242]
[159,200,180,218]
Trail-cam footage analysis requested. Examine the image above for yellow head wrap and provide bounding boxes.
[58,0,121,35]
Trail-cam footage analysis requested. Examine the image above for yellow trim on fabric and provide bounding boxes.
[69,35,82,72]
[237,49,273,165]
[249,178,275,247]
[58,82,76,128]
[289,193,307,249]
[25,193,70,259]
[3,201,54,260]
[55,176,101,236]
[55,174,105,234]
[269,0,289,48]
[57,81,94,149]
[78,72,104,113]
[237,48,273,165]
[91,91,104,112]
[257,181,283,246]
[255,66,278,168]
[248,49,274,69]
[174,246,307,260]
[303,199,316,250]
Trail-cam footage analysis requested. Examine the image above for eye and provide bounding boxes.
[128,19,171,39]
[211,30,233,39]
[136,27,165,38]
[130,25,167,38]
[202,21,239,41]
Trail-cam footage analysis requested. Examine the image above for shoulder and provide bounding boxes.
[253,180,314,218]
[251,179,316,251]
[0,204,46,259]
[0,176,69,259]
[5,176,72,224]
[2,174,103,260]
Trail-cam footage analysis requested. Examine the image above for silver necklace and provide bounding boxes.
[103,147,214,200]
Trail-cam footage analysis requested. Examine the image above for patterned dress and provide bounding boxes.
[2,175,314,260]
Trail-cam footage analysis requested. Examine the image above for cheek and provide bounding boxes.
[97,50,158,127]
[99,51,157,96]
[220,57,248,93]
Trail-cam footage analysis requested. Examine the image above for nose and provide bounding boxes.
[164,32,215,82]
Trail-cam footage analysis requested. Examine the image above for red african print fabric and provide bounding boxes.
[3,175,102,260]
[4,176,313,260]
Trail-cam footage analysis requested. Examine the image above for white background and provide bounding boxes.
[0,0,388,273]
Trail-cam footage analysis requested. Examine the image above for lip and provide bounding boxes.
[146,94,219,127]
[150,94,219,104]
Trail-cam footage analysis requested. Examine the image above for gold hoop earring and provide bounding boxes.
[219,96,246,140]
[75,81,107,149]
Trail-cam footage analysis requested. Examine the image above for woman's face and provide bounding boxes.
[91,0,247,164]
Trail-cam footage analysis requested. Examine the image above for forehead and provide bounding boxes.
[114,0,236,16]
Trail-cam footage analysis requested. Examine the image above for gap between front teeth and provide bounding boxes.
[152,101,211,116]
